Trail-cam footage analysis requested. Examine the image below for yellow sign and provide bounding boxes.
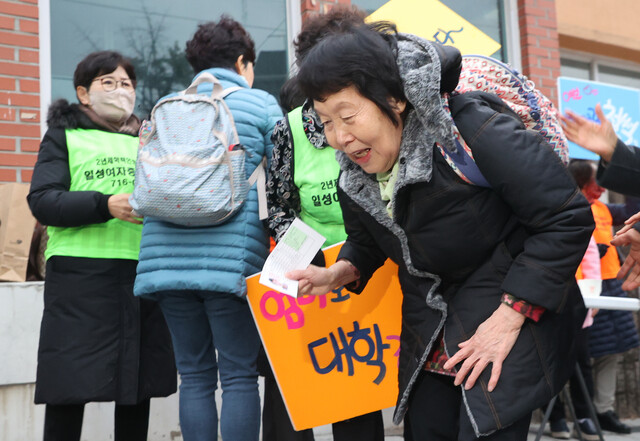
[246,242,403,430]
[367,0,502,56]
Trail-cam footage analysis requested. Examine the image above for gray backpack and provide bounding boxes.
[129,73,267,226]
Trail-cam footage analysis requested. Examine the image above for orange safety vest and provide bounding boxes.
[591,199,621,279]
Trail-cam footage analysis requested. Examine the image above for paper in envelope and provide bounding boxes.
[259,218,326,297]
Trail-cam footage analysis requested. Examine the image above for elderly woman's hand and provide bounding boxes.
[443,303,525,392]
[287,259,360,296]
[108,193,142,224]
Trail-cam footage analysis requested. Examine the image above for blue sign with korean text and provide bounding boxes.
[558,77,640,160]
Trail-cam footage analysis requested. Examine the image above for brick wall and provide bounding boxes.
[518,0,561,105]
[0,0,39,183]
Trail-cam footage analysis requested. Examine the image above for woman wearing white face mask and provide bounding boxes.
[84,75,136,123]
[28,51,177,441]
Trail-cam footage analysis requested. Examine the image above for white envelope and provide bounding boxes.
[577,278,602,298]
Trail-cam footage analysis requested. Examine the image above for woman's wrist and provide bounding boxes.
[496,302,526,328]
[330,259,360,288]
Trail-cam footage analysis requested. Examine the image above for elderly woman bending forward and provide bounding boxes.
[288,24,594,441]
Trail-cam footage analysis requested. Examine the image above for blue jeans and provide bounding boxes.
[156,290,261,441]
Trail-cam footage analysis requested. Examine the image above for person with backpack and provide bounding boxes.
[287,23,594,440]
[27,50,176,441]
[133,16,282,441]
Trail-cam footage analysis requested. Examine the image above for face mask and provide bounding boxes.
[88,87,136,123]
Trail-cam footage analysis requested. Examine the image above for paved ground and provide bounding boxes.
[313,419,640,440]
[528,419,640,441]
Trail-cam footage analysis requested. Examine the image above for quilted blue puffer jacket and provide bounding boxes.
[134,68,282,298]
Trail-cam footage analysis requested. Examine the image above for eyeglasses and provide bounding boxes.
[92,77,134,92]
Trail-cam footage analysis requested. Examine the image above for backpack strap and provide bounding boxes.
[248,156,268,220]
[439,95,491,188]
[207,86,244,148]
[184,72,224,99]
[186,79,265,217]
[215,84,266,216]
[443,132,490,188]
[184,74,244,101]
[222,86,243,97]
[221,85,265,218]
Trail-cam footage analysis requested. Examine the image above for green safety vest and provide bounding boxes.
[45,129,142,260]
[290,107,346,247]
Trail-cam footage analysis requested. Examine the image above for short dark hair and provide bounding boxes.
[294,6,366,66]
[278,77,305,113]
[568,159,596,189]
[296,23,406,126]
[73,50,136,90]
[185,16,256,74]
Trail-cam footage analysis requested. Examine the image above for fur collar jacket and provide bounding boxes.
[333,35,593,436]
[47,98,141,135]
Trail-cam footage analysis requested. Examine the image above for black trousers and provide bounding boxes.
[260,348,385,441]
[407,371,532,441]
[43,400,150,441]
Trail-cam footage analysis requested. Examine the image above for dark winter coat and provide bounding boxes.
[28,100,176,404]
[335,34,594,436]
[597,139,640,198]
[588,279,640,358]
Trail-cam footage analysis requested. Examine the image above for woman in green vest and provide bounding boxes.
[27,51,176,441]
[263,11,386,441]
[263,81,385,440]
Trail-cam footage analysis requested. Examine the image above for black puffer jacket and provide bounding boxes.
[28,100,137,225]
[28,100,176,405]
[335,35,594,436]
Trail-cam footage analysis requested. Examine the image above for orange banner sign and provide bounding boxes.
[246,242,403,430]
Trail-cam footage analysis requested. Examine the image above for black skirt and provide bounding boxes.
[35,256,176,405]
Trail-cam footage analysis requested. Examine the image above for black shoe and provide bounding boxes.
[597,410,632,434]
[572,418,600,441]
[550,418,570,439]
